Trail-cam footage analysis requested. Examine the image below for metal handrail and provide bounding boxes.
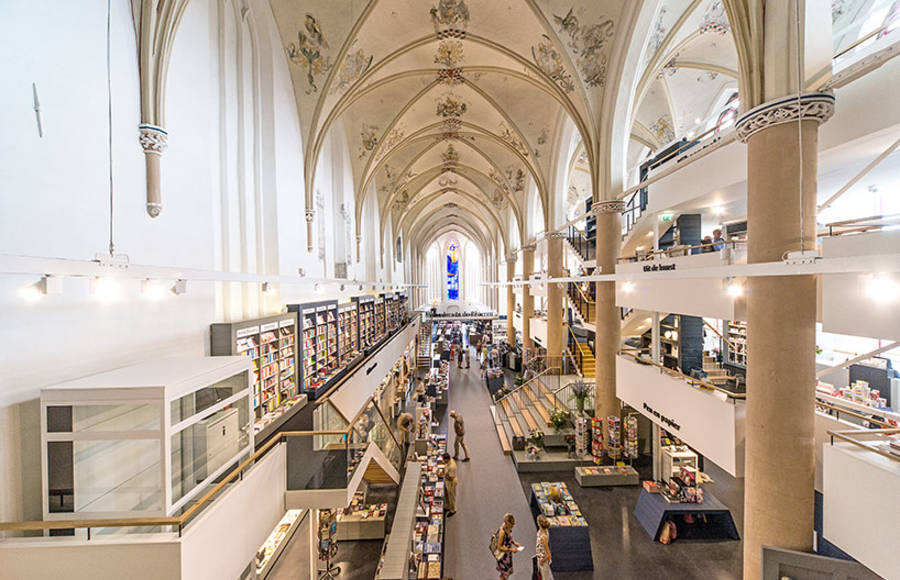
[816,399,894,429]
[495,367,559,405]
[618,239,747,263]
[833,25,889,59]
[566,324,585,376]
[828,428,900,463]
[618,351,746,399]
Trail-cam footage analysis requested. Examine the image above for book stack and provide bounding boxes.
[530,482,588,527]
[413,434,447,580]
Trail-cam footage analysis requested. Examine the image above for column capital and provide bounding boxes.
[505,252,517,262]
[590,200,625,216]
[138,124,168,155]
[736,92,835,143]
[547,231,568,239]
[520,243,536,252]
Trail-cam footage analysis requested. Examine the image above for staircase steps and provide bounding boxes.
[489,405,512,455]
[513,392,540,432]
[499,398,526,438]
[523,387,551,425]
[536,380,558,409]
[575,343,596,378]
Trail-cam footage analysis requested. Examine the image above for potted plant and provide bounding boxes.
[549,408,570,432]
[526,429,544,460]
[514,375,525,386]
[564,434,576,458]
[569,380,592,415]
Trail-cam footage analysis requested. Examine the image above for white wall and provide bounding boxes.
[617,356,745,476]
[0,0,386,529]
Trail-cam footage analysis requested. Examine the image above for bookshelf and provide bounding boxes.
[374,295,386,343]
[288,300,339,396]
[725,320,747,369]
[338,302,361,367]
[384,293,399,333]
[210,313,302,432]
[354,295,376,351]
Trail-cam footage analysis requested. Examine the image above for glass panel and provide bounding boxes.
[313,400,349,451]
[47,441,73,513]
[170,399,250,504]
[170,371,249,424]
[72,439,162,513]
[69,403,160,432]
[46,406,73,433]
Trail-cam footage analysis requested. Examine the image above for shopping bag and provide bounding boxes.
[532,555,541,580]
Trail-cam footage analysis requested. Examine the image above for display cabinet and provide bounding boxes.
[40,356,253,521]
[338,301,361,368]
[374,296,387,343]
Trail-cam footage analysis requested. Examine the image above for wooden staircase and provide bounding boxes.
[576,342,595,378]
[702,354,731,385]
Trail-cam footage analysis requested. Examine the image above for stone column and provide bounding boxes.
[521,245,536,349]
[506,254,516,345]
[546,234,565,367]
[737,93,834,580]
[591,200,624,421]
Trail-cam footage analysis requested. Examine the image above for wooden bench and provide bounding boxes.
[494,422,512,455]
[537,381,557,408]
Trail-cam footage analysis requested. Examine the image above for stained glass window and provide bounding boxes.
[446,241,460,300]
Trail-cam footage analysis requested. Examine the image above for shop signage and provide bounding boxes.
[642,263,676,272]
[260,322,278,332]
[236,326,259,338]
[279,319,294,328]
[642,403,681,431]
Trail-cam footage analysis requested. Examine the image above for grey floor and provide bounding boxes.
[270,343,744,579]
[446,348,744,580]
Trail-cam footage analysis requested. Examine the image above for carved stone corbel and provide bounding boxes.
[137,0,190,217]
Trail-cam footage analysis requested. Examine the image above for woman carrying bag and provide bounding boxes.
[492,513,521,579]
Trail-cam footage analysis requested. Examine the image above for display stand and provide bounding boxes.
[485,368,505,395]
[528,481,593,572]
[255,509,307,579]
[633,489,740,541]
[317,509,341,580]
[575,465,640,487]
[336,493,387,541]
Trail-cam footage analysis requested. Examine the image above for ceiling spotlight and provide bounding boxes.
[314,283,323,294]
[340,284,346,292]
[261,282,273,294]
[90,277,121,302]
[712,205,725,216]
[622,281,635,293]
[170,279,188,296]
[359,284,364,291]
[19,275,61,302]
[726,280,743,298]
[866,273,898,304]
[141,279,168,301]
[298,268,305,277]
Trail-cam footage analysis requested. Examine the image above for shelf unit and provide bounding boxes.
[288,300,339,396]
[338,301,360,368]
[354,295,376,351]
[384,293,399,333]
[725,320,747,369]
[374,295,386,343]
[211,313,299,421]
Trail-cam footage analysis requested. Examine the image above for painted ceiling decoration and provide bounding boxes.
[265,0,739,256]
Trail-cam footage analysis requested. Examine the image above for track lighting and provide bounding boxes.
[90,277,121,302]
[170,279,188,296]
[141,279,168,301]
[19,275,61,302]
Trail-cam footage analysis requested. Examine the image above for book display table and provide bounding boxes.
[528,482,593,572]
[336,501,387,541]
[485,369,505,395]
[633,489,740,541]
[575,465,640,487]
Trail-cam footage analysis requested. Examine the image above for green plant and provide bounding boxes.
[514,375,525,386]
[549,408,570,431]
[528,428,544,447]
[569,379,592,414]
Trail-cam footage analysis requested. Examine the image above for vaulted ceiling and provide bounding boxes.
[267,0,741,256]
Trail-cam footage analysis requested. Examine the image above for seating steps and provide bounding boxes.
[523,387,551,425]
[489,405,512,455]
[513,392,540,432]
[499,398,526,438]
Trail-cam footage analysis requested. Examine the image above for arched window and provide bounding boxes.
[446,239,460,300]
